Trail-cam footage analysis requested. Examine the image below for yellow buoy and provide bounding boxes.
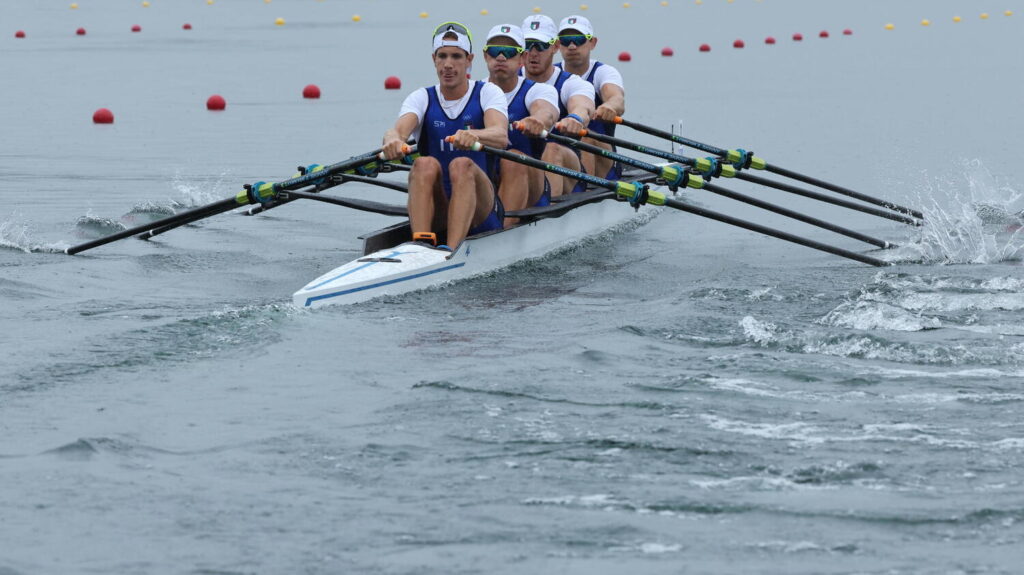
[480,9,488,16]
[70,2,78,8]
[275,17,284,26]
[695,0,702,5]
[727,0,734,3]
[980,12,989,19]
[532,7,541,13]
[884,23,894,30]
[579,4,588,10]
[207,0,214,5]
[264,0,271,3]
[661,0,668,5]
[419,12,428,18]
[142,0,150,6]
[352,14,361,22]
[623,2,631,7]
[920,19,930,26]
[1005,10,1013,17]
[953,16,961,22]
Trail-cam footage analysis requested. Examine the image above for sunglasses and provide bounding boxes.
[433,21,473,48]
[558,34,592,47]
[524,39,554,52]
[484,45,524,59]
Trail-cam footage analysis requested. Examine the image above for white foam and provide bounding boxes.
[740,315,778,345]
[820,300,941,332]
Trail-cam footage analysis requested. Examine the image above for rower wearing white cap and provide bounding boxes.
[381,22,509,250]
[556,15,626,181]
[521,13,596,197]
[482,24,559,225]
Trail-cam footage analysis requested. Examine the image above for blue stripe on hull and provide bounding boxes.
[303,262,466,307]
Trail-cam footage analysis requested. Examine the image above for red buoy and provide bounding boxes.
[206,94,226,111]
[384,76,401,90]
[15,30,26,38]
[183,23,193,30]
[92,108,114,124]
[819,30,829,38]
[765,36,776,45]
[843,28,853,36]
[76,27,86,36]
[660,46,674,57]
[733,39,745,49]
[698,43,711,52]
[792,33,803,41]
[131,25,141,33]
[302,84,321,99]
[617,51,632,62]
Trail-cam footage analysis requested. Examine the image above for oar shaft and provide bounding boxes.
[614,117,924,221]
[663,196,889,267]
[736,172,920,226]
[765,164,924,220]
[579,129,694,166]
[702,182,894,249]
[615,116,727,156]
[66,198,241,255]
[480,143,889,267]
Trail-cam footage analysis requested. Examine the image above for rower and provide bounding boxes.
[380,22,510,251]
[556,15,626,181]
[482,24,559,226]
[520,13,596,197]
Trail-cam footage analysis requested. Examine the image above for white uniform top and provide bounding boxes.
[485,76,560,110]
[534,67,595,110]
[574,59,625,94]
[398,81,509,138]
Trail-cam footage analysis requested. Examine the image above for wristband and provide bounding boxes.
[565,113,584,124]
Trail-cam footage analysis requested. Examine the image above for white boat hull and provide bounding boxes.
[293,197,657,308]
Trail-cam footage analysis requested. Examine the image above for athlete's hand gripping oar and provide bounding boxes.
[463,138,889,267]
[578,128,920,227]
[612,116,924,221]
[539,126,896,249]
[66,147,386,254]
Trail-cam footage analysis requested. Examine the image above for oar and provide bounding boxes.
[577,128,920,227]
[459,139,889,267]
[612,116,925,221]
[65,148,386,255]
[543,129,896,249]
[245,150,416,216]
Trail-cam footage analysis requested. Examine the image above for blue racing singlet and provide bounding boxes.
[417,81,496,195]
[506,79,547,161]
[415,81,503,235]
[556,61,616,137]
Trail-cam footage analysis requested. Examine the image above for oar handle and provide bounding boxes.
[378,145,412,161]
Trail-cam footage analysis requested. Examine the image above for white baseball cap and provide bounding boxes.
[558,15,594,37]
[522,14,557,43]
[485,24,525,48]
[433,25,472,53]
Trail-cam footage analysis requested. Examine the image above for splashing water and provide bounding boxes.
[0,217,68,253]
[893,160,1024,264]
[171,170,232,207]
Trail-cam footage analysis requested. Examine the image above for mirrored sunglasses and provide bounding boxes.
[524,39,554,52]
[558,34,592,47]
[484,45,525,59]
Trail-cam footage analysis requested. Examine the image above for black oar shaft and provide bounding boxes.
[702,182,894,249]
[614,117,924,221]
[663,196,888,267]
[66,198,241,255]
[736,172,919,226]
[478,143,889,267]
[765,163,923,220]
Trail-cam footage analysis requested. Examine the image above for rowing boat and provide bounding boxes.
[292,181,659,308]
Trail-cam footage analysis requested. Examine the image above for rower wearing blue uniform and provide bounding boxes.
[381,22,510,250]
[521,14,596,198]
[556,15,626,181]
[482,24,559,226]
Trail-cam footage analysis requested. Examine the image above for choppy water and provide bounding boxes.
[2,1,1023,574]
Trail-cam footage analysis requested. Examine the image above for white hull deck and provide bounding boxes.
[293,195,657,308]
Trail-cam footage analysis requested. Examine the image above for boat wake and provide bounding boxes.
[888,160,1024,265]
